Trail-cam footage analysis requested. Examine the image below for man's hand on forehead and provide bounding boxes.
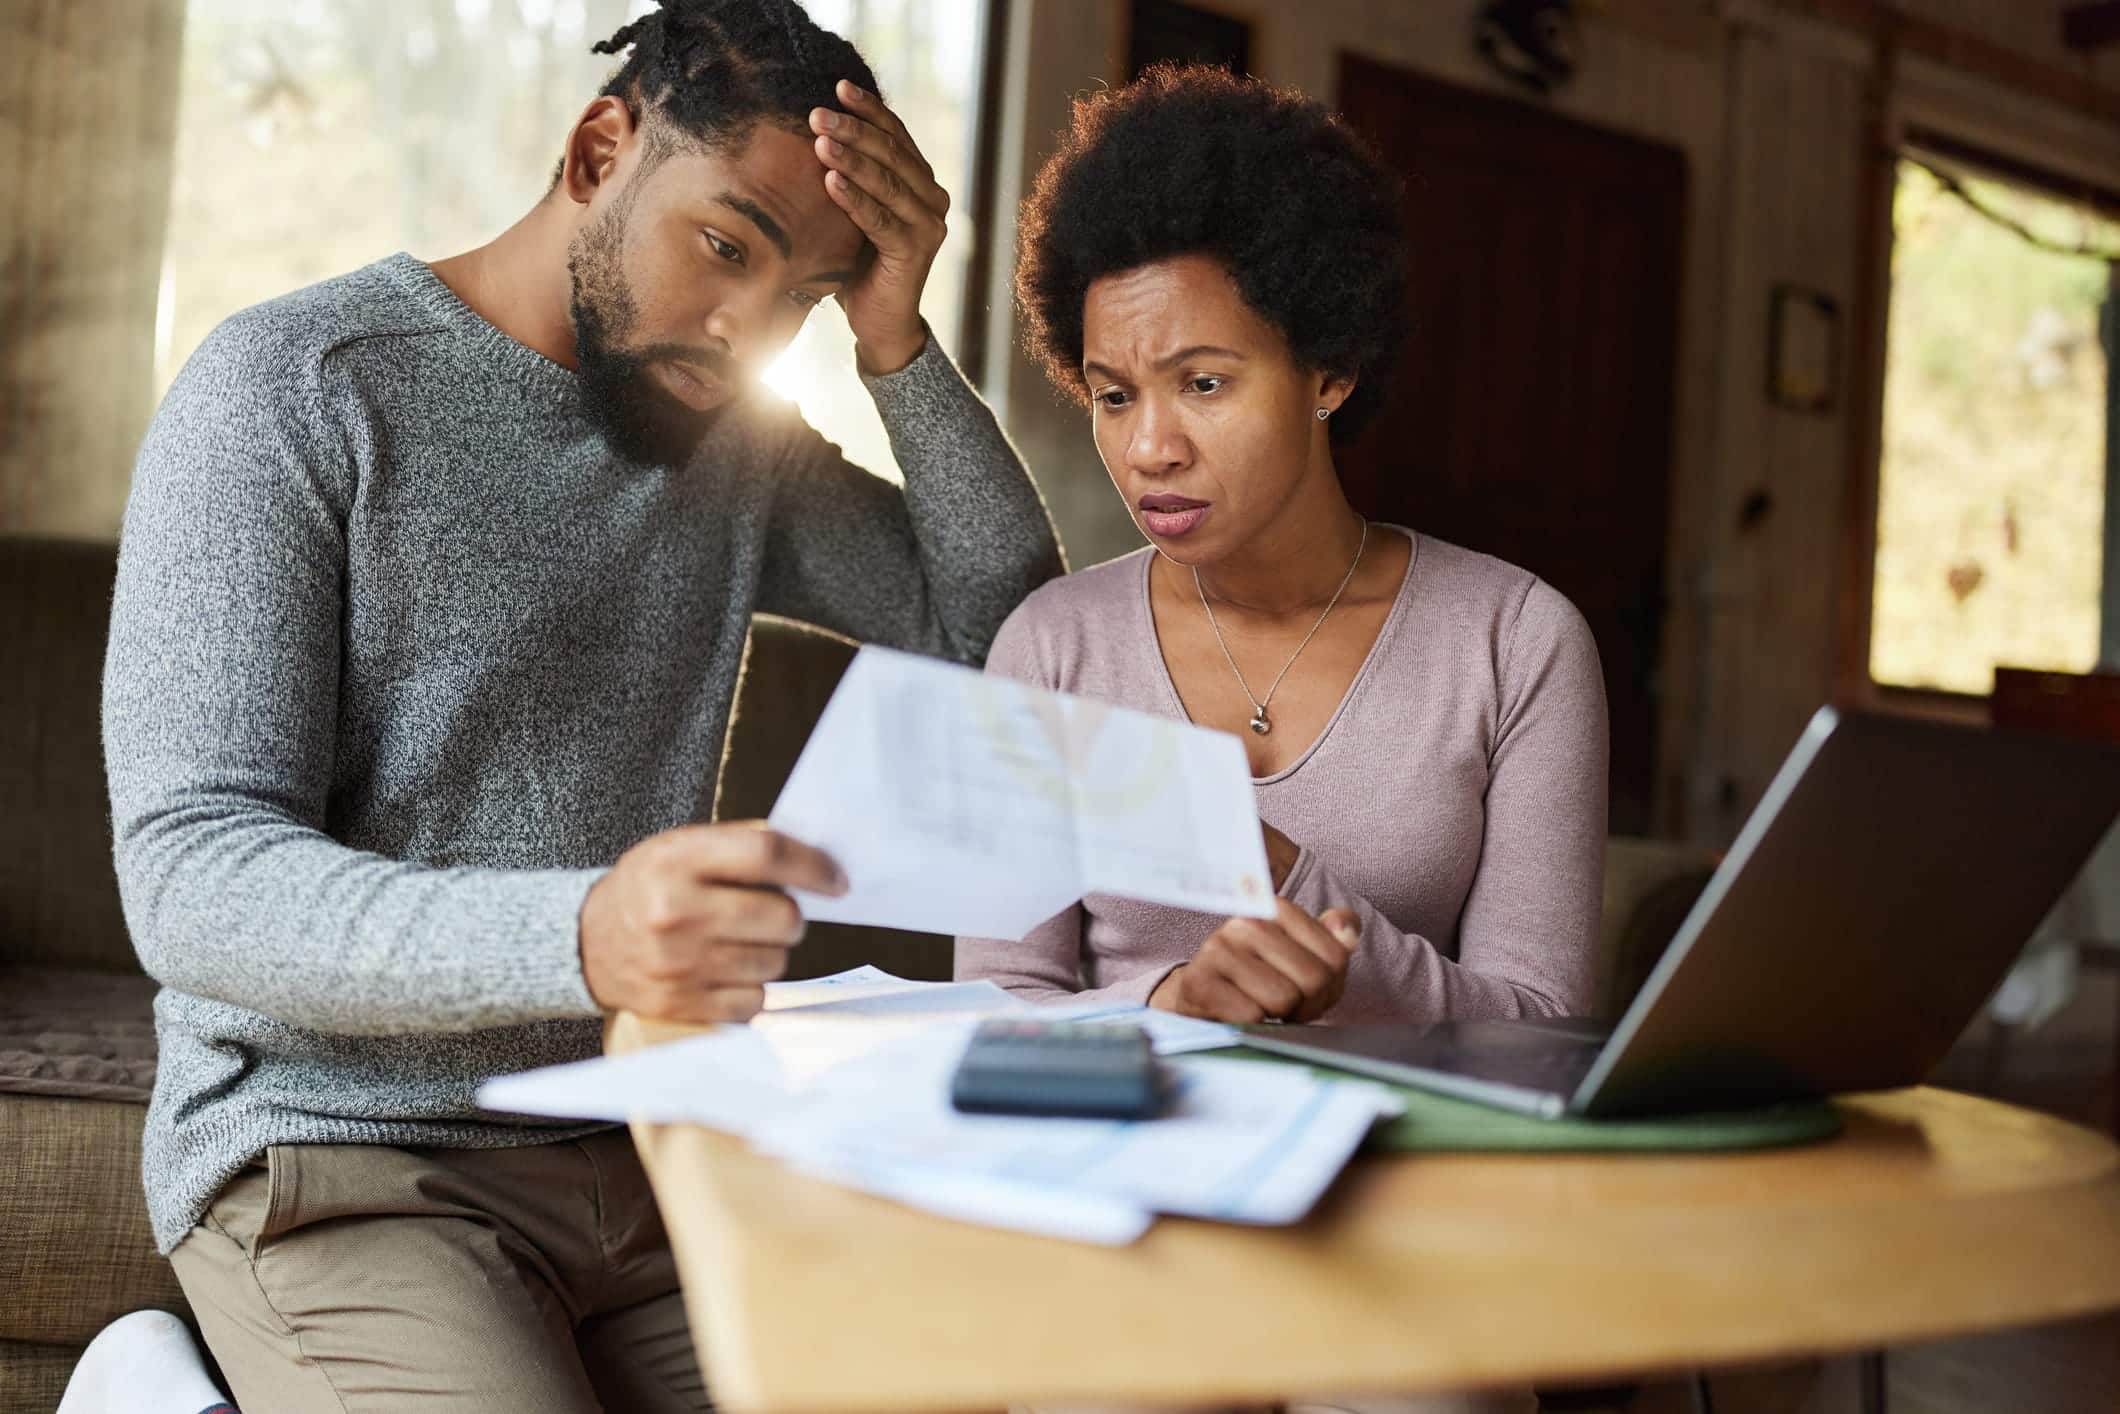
[808,79,951,376]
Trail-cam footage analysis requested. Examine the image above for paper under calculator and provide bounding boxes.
[948,1019,1165,1120]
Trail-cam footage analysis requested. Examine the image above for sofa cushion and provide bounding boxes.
[0,1337,84,1414]
[0,537,136,976]
[0,1093,185,1346]
[0,968,157,1103]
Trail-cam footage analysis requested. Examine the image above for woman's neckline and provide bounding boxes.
[1135,524,1421,786]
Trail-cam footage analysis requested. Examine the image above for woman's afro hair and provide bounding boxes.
[1014,64,1408,443]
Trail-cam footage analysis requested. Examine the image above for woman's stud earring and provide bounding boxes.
[1315,407,1331,421]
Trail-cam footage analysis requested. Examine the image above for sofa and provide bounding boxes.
[0,534,1713,1413]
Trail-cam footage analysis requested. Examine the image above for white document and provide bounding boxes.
[768,646,1275,940]
[754,1031,1401,1228]
[756,963,911,1010]
[1036,999,1240,1056]
[754,972,1031,1087]
[482,971,1232,1117]
[477,980,1399,1246]
[478,1024,787,1132]
[759,969,1239,1057]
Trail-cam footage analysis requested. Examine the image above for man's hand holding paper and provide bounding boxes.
[577,822,850,1024]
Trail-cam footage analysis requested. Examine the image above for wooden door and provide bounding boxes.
[1336,55,1687,834]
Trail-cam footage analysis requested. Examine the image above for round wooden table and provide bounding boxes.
[614,1015,2120,1411]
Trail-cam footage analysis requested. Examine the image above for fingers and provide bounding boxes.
[656,821,846,897]
[1318,907,1363,953]
[1197,928,1307,1020]
[822,164,901,245]
[813,116,940,207]
[653,984,770,1027]
[816,135,933,230]
[699,940,793,984]
[1185,903,1360,1024]
[809,86,950,248]
[609,908,792,1019]
[1223,917,1336,1002]
[1271,899,1344,963]
[811,111,944,210]
[818,157,944,254]
[628,871,806,945]
[1180,966,1270,1025]
[1167,954,1272,1024]
[837,80,911,142]
[582,822,854,1021]
[1262,904,1358,1022]
[830,79,940,190]
[633,937,793,986]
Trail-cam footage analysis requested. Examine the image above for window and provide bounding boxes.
[158,0,989,483]
[1867,149,2118,696]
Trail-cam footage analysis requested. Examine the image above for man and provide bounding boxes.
[98,2,1061,1409]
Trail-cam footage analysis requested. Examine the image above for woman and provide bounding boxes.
[956,64,1608,1034]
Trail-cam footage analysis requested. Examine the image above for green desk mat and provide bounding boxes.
[1204,1045,1843,1153]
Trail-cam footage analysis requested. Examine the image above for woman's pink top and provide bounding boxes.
[954,528,1609,1022]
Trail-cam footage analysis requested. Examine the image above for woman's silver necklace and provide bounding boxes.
[1193,520,1368,737]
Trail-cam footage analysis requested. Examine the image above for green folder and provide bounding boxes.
[1205,1045,1843,1153]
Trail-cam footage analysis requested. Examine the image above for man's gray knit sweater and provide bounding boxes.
[103,253,1062,1253]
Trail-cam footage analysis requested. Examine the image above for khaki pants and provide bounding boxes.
[168,1129,709,1413]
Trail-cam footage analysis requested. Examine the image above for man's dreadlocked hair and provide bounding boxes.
[584,0,881,164]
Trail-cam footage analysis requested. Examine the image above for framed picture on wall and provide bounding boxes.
[1767,283,1840,415]
[1129,0,1253,78]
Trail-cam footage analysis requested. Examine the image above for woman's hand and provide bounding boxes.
[1149,899,1361,1023]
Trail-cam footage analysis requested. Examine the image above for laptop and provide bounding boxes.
[1241,707,2120,1118]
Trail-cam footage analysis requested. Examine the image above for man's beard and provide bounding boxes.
[566,206,735,469]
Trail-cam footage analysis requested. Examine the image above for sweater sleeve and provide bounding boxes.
[957,903,1181,1009]
[755,332,1063,667]
[1290,579,1607,1023]
[103,321,604,1037]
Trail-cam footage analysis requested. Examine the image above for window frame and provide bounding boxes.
[1835,122,2120,724]
[954,0,1011,383]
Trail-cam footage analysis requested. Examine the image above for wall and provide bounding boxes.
[985,0,2120,843]
[9,0,2118,850]
[1694,9,1870,844]
[974,0,1131,570]
[0,1,187,538]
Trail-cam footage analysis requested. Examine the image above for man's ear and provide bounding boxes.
[560,96,636,206]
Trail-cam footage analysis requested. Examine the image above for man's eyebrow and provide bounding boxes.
[715,192,792,260]
[714,192,852,283]
[1083,345,1248,379]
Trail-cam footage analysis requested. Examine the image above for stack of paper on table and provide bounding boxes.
[480,969,1401,1245]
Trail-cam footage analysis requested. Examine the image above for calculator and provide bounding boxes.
[948,1019,1165,1120]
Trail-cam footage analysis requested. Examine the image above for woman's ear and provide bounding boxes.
[1316,370,1358,420]
[560,96,637,206]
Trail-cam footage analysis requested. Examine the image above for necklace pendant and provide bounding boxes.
[1248,709,1271,736]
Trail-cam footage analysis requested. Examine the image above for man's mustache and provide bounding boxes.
[632,342,739,388]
